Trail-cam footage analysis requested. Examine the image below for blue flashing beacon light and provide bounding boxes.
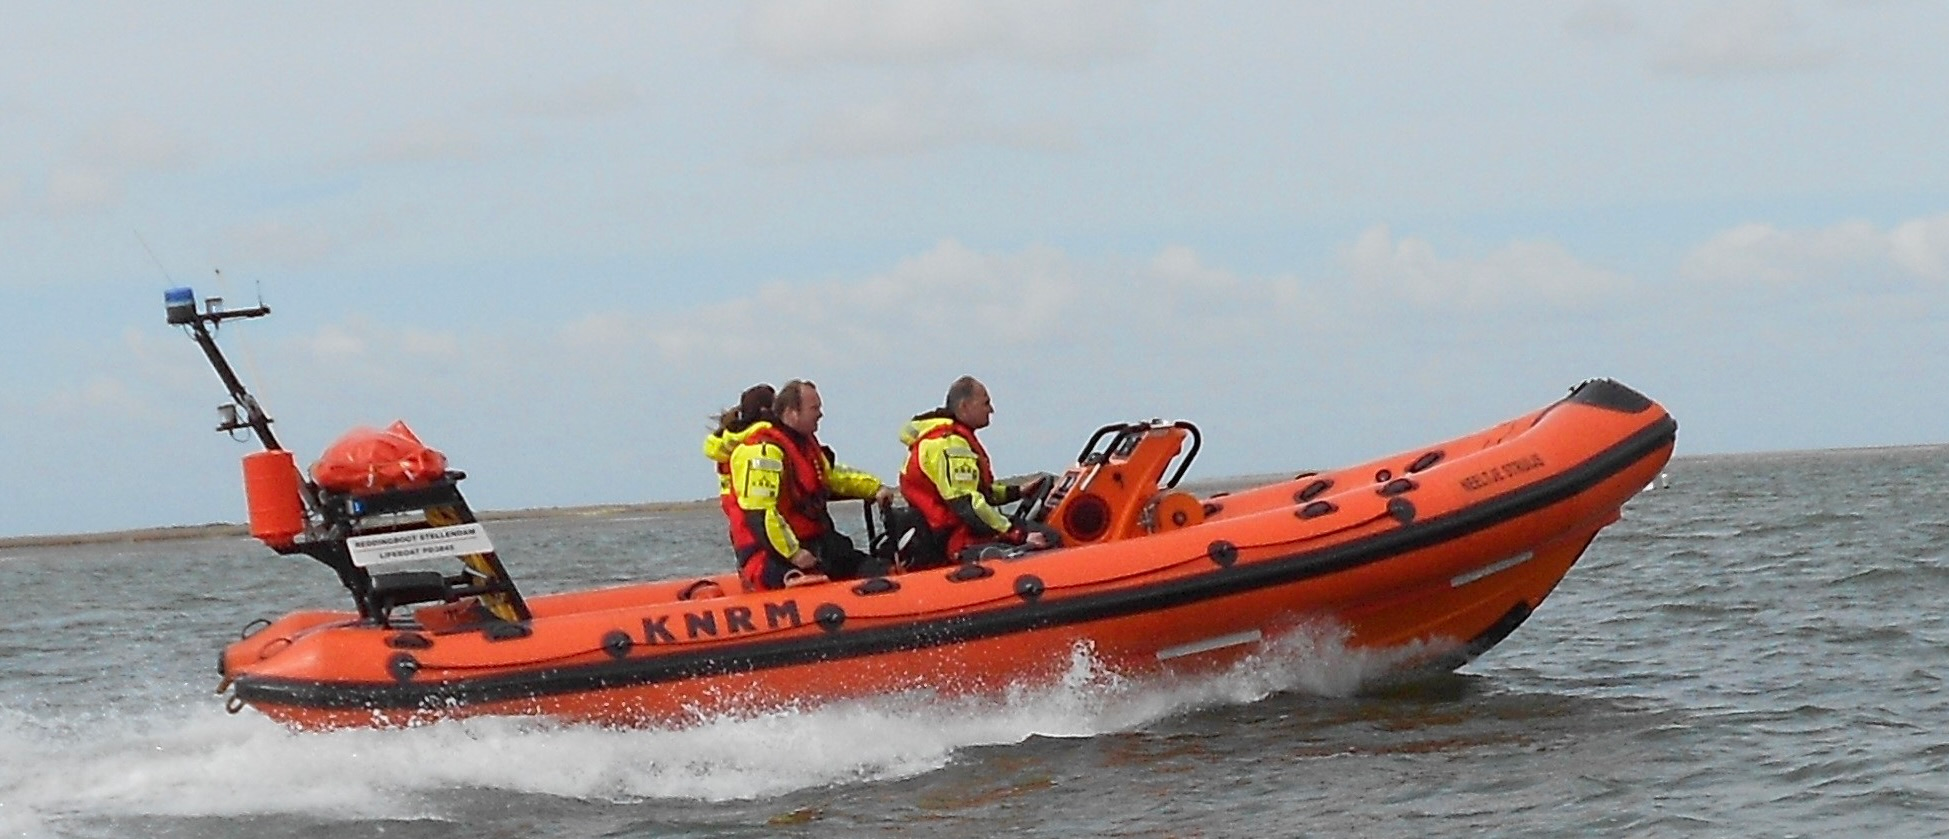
[165,287,197,325]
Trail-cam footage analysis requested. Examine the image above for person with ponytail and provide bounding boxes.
[703,383,776,553]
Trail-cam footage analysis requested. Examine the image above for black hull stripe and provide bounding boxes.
[239,414,1677,711]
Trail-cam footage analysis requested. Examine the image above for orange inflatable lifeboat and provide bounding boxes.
[203,377,1675,730]
[308,421,449,494]
[171,276,1676,731]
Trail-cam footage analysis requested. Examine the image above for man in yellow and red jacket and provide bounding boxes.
[898,376,1053,568]
[728,379,894,590]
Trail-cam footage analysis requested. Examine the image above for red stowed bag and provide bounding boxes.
[309,420,449,493]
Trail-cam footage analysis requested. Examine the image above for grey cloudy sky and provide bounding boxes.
[4,1,1947,538]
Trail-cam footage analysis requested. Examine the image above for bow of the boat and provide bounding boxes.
[1332,378,1676,669]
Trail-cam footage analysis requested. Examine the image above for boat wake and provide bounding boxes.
[0,622,1441,833]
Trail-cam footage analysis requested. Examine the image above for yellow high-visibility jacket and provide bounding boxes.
[729,422,883,563]
[898,415,1019,542]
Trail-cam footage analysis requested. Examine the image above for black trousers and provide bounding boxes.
[897,520,1063,569]
[808,530,888,580]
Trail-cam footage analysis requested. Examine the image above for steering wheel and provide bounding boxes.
[1010,473,1057,530]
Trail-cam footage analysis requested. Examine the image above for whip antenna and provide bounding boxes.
[135,231,175,284]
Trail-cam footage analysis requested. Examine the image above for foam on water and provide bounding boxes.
[0,622,1419,835]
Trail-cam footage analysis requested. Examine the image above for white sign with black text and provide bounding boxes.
[348,523,496,567]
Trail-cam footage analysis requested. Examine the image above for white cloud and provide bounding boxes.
[647,239,1082,363]
[1682,214,1949,287]
[287,321,468,373]
[1124,245,1324,341]
[1652,0,1836,77]
[542,240,1352,403]
[1342,226,1630,311]
[1149,244,1237,293]
[1889,216,1949,282]
[555,240,1239,368]
[745,0,1150,68]
[796,83,1075,158]
[556,232,1620,380]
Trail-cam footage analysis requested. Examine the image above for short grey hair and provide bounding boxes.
[944,375,982,411]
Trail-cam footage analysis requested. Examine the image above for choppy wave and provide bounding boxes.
[0,622,1431,836]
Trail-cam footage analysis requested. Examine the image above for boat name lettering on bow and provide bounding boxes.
[1459,453,1546,491]
[641,600,803,644]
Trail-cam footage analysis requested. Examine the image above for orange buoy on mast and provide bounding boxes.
[243,449,305,548]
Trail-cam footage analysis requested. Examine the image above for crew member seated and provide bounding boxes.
[729,379,894,590]
[897,376,1056,569]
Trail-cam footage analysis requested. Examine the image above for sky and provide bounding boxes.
[4,1,1947,539]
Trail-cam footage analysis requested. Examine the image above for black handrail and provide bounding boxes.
[1165,421,1202,489]
[1072,419,1202,488]
[1075,422,1127,464]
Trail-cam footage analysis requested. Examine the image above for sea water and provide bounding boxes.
[3,446,1947,838]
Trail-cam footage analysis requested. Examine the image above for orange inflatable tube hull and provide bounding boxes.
[221,380,1676,729]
